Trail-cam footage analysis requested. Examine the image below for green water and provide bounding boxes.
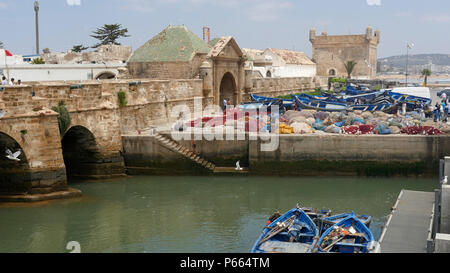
[0,176,438,253]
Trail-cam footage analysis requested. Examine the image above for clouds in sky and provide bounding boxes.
[367,0,381,6]
[67,0,81,6]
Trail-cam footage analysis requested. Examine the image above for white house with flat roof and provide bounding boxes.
[242,48,317,78]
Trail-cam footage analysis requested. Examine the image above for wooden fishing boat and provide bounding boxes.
[251,206,319,253]
[297,93,347,104]
[250,94,295,109]
[387,91,431,110]
[346,103,399,113]
[318,213,372,231]
[302,207,332,221]
[343,90,388,103]
[292,95,348,112]
[315,213,376,253]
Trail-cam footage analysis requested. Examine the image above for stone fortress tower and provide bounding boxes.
[310,26,380,79]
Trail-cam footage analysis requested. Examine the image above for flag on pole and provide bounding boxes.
[4,49,13,56]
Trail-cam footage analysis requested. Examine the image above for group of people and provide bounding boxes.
[434,92,450,123]
[1,76,21,86]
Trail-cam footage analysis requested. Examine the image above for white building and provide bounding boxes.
[242,48,317,78]
[0,47,129,82]
[0,63,126,82]
[264,48,317,78]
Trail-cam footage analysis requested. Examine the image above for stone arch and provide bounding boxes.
[0,132,31,194]
[61,125,101,181]
[219,72,237,108]
[329,69,336,76]
[95,71,116,80]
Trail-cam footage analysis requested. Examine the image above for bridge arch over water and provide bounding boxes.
[0,132,31,194]
[62,126,102,181]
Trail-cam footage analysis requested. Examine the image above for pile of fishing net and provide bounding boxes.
[400,126,444,135]
[342,125,375,135]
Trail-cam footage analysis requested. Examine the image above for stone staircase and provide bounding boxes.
[154,133,248,175]
[154,133,216,172]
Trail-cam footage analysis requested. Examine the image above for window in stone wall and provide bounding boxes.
[329,69,336,76]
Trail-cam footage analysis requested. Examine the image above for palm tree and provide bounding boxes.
[344,60,357,79]
[0,41,3,49]
[421,69,432,86]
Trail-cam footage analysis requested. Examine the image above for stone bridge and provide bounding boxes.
[0,77,324,201]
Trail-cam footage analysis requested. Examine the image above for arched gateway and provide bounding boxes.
[219,72,237,108]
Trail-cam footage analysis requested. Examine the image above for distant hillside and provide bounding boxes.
[378,54,450,74]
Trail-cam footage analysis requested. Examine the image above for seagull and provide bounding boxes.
[235,160,243,171]
[5,149,21,161]
[443,176,448,184]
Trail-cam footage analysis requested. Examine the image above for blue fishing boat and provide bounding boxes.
[344,90,388,103]
[297,93,346,104]
[302,207,332,221]
[315,213,376,253]
[292,94,348,112]
[319,213,372,231]
[346,103,399,113]
[387,91,431,110]
[250,94,295,109]
[251,206,319,253]
[345,85,371,96]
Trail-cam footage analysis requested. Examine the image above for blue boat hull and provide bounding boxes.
[292,95,347,112]
[251,207,319,253]
[315,213,376,253]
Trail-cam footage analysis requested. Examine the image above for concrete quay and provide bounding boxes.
[377,156,450,253]
[122,133,450,177]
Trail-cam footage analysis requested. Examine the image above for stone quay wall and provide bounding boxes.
[246,77,327,101]
[122,134,450,177]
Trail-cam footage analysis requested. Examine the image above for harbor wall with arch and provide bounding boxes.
[0,76,322,200]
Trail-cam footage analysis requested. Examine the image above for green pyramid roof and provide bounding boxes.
[129,25,211,63]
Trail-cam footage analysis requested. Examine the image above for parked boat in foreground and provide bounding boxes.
[251,206,319,253]
[318,212,372,231]
[315,213,376,253]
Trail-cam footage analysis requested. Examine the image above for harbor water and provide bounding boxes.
[0,176,437,253]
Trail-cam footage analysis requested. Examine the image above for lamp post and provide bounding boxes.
[34,1,40,55]
[405,42,414,87]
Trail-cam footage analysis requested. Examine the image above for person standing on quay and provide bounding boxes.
[442,99,448,122]
[434,102,441,122]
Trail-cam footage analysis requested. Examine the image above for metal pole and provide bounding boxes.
[405,44,408,87]
[34,1,40,55]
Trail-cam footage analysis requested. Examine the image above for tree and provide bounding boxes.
[30,57,45,64]
[421,69,432,87]
[90,24,130,48]
[344,60,357,79]
[51,101,71,136]
[71,45,89,53]
[0,41,3,49]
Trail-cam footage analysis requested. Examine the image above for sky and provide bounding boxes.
[0,0,449,58]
